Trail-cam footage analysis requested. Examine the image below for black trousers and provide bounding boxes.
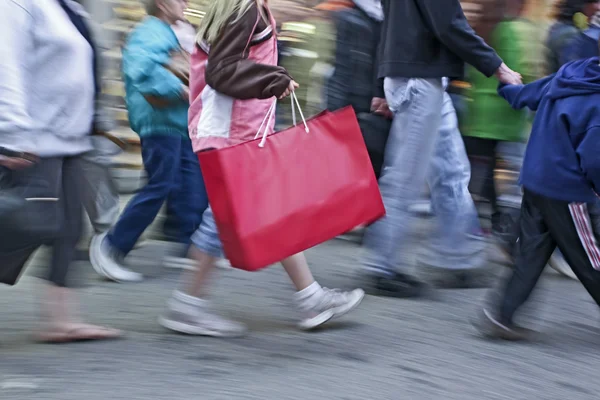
[6,157,84,287]
[499,189,600,323]
[463,136,499,212]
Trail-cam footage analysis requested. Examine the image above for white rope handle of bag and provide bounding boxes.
[254,91,310,148]
[254,99,277,147]
[291,91,309,134]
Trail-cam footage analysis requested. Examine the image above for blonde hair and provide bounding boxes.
[197,0,268,45]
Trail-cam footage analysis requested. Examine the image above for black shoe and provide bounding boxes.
[370,272,425,298]
[453,271,493,289]
[472,308,535,341]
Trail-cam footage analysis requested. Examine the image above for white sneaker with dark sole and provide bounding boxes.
[159,297,247,337]
[90,233,144,283]
[298,288,365,331]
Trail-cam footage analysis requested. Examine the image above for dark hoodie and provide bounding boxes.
[499,57,600,203]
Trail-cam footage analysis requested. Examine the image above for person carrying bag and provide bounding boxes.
[158,0,372,337]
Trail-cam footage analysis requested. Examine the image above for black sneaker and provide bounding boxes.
[472,308,535,341]
[370,272,425,298]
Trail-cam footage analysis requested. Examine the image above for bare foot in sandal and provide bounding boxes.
[37,323,122,344]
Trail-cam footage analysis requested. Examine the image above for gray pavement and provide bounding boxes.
[1,232,600,400]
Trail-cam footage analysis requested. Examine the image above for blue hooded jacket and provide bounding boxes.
[560,26,600,65]
[122,17,188,138]
[499,57,600,203]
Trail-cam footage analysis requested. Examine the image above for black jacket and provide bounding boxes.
[327,7,381,114]
[378,0,502,81]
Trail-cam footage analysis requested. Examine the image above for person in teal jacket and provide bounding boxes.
[90,0,208,283]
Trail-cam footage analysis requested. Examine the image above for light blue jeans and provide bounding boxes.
[364,77,484,276]
[190,206,223,258]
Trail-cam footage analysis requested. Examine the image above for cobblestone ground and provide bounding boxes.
[1,224,599,400]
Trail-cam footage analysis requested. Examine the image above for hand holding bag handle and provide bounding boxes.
[254,92,309,148]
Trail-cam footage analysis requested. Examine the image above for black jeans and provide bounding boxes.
[499,189,600,323]
[8,157,85,287]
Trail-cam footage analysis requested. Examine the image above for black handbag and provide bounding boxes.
[0,163,61,285]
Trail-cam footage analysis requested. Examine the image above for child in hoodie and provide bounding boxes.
[475,54,600,341]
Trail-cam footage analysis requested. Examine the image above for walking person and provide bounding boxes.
[0,0,120,342]
[475,55,600,340]
[546,0,600,74]
[561,11,600,63]
[327,0,384,115]
[91,0,208,282]
[159,0,364,337]
[463,0,542,250]
[362,0,522,297]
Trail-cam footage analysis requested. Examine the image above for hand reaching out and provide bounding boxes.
[495,63,522,85]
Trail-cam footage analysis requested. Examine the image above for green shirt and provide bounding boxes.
[463,19,544,142]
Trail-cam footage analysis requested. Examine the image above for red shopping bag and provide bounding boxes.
[198,104,385,271]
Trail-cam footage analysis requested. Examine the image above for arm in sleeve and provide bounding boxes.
[122,29,184,101]
[414,0,503,77]
[497,74,554,111]
[205,6,291,100]
[0,1,34,152]
[576,126,600,194]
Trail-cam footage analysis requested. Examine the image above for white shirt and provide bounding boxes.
[0,0,95,156]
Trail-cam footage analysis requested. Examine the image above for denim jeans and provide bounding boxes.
[108,135,208,255]
[363,77,484,276]
[190,206,223,258]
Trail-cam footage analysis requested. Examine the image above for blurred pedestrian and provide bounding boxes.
[90,0,208,283]
[159,0,364,337]
[81,12,124,248]
[546,0,600,74]
[362,0,522,297]
[463,0,542,250]
[327,0,384,115]
[0,0,120,342]
[561,11,600,62]
[172,18,196,54]
[475,55,600,340]
[327,0,390,181]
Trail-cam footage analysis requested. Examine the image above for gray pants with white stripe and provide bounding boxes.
[499,189,600,323]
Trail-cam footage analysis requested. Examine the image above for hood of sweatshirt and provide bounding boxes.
[547,57,600,100]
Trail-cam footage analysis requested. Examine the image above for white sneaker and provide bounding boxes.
[159,292,247,337]
[90,232,144,283]
[215,259,233,270]
[161,243,195,270]
[295,283,365,330]
[163,256,197,271]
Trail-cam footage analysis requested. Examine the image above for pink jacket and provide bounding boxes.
[188,5,291,152]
